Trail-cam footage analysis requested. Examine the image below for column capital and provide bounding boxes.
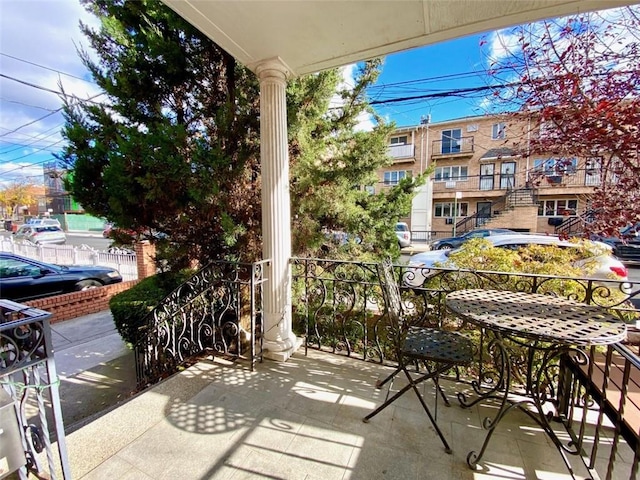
[254,57,293,83]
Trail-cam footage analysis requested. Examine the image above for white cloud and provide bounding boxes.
[329,64,376,132]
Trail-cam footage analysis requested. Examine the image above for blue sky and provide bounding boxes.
[371,34,491,127]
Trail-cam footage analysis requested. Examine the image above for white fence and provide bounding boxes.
[0,238,138,281]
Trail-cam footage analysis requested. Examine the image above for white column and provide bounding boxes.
[256,58,301,361]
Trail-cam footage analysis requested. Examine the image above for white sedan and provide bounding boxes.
[405,233,628,287]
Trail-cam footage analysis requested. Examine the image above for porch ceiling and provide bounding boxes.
[161,0,633,77]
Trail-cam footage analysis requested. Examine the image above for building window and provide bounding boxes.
[533,157,577,176]
[389,135,408,145]
[435,202,469,217]
[441,129,462,154]
[434,166,468,182]
[585,157,602,186]
[492,122,506,139]
[538,199,578,217]
[365,185,375,195]
[383,170,411,186]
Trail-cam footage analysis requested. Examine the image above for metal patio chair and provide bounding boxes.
[362,259,473,454]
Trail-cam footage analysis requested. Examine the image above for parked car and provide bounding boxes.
[406,234,628,287]
[25,217,62,228]
[590,224,640,265]
[14,225,66,245]
[0,252,123,302]
[103,223,138,241]
[431,228,515,250]
[395,222,411,248]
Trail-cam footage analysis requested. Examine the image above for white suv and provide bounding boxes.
[26,218,62,228]
[14,225,66,245]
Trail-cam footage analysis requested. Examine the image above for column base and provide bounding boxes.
[263,335,303,362]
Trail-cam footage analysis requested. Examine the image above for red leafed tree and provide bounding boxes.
[484,6,640,235]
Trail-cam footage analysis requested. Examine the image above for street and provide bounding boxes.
[3,230,640,282]
[0,230,112,251]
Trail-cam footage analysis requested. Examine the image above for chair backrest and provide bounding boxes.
[377,259,404,332]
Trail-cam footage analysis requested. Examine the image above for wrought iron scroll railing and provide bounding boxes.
[134,260,268,389]
[0,300,71,479]
[290,257,640,478]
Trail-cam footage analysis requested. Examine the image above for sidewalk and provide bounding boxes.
[50,311,138,430]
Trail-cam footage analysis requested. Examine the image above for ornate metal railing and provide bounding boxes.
[0,300,71,479]
[134,260,268,389]
[291,258,638,358]
[290,257,640,479]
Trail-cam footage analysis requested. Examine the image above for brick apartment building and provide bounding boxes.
[376,114,597,238]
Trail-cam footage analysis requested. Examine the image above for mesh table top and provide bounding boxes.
[446,289,627,346]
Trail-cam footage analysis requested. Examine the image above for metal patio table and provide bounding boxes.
[446,289,627,475]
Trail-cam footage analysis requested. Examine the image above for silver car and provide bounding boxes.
[406,234,628,287]
[14,225,66,245]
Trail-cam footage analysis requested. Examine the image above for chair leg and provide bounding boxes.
[402,367,453,454]
[422,362,451,410]
[375,365,402,390]
[363,362,455,454]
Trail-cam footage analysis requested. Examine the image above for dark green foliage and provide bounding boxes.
[110,270,192,345]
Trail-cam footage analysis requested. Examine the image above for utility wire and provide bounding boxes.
[1,52,95,84]
[0,73,105,105]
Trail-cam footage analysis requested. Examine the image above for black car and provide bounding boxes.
[431,228,516,250]
[0,253,123,302]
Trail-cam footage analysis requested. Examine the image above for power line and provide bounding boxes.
[0,73,105,105]
[3,139,65,163]
[0,109,62,138]
[0,124,65,155]
[0,52,95,85]
[1,157,58,176]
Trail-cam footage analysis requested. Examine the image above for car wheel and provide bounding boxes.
[438,244,453,250]
[75,279,103,291]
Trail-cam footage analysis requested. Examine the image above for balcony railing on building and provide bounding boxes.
[432,167,602,194]
[431,136,474,157]
[387,143,415,160]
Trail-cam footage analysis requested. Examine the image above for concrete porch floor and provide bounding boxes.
[57,349,631,480]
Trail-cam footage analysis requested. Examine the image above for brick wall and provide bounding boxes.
[21,241,155,324]
[25,280,138,324]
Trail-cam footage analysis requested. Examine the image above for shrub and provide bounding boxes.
[110,270,193,345]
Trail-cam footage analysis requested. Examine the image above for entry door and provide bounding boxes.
[479,164,495,191]
[500,162,516,189]
[476,202,492,227]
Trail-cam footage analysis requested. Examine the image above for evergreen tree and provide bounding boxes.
[60,0,421,269]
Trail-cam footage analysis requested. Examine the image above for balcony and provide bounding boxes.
[387,143,415,162]
[431,136,474,158]
[431,167,604,195]
[5,260,640,480]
